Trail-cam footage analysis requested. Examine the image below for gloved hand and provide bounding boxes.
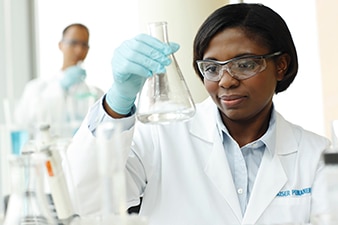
[60,65,87,90]
[106,33,180,115]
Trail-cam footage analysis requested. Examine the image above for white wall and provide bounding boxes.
[316,0,338,138]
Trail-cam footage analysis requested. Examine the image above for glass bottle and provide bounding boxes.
[3,154,57,225]
[36,124,77,224]
[136,21,196,124]
[96,122,126,216]
[313,152,338,225]
[63,62,96,137]
[67,81,93,121]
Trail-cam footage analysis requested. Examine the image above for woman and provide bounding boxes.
[67,3,330,224]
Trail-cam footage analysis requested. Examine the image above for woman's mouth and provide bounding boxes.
[219,95,246,108]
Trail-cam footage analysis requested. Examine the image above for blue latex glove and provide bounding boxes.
[106,34,180,115]
[60,65,87,90]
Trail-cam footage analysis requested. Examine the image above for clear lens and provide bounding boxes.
[229,58,266,79]
[198,57,266,81]
[198,62,222,81]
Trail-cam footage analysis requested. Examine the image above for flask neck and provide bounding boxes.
[148,21,169,44]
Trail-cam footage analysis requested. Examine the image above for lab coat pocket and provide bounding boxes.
[259,195,311,224]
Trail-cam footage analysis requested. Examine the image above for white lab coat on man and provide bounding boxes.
[15,71,103,137]
[66,97,330,225]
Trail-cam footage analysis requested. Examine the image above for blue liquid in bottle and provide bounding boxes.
[10,130,29,155]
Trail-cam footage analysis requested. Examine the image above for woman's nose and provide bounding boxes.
[218,68,239,89]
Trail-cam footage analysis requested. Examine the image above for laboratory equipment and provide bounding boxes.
[312,152,338,225]
[64,62,96,123]
[10,129,29,155]
[311,120,338,225]
[36,124,77,224]
[96,122,126,215]
[3,98,30,155]
[66,77,96,123]
[136,21,196,124]
[84,122,148,225]
[3,153,57,225]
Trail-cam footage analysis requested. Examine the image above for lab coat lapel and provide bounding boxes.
[204,132,243,222]
[242,112,296,224]
[242,149,287,224]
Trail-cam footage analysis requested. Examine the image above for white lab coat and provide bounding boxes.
[15,71,103,137]
[66,97,330,225]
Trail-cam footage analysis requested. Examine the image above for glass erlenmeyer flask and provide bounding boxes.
[3,154,57,225]
[136,21,196,124]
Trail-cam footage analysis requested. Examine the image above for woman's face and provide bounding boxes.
[203,27,285,123]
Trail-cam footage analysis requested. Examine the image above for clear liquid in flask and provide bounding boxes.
[136,21,195,124]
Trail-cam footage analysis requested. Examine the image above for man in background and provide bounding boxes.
[15,23,103,138]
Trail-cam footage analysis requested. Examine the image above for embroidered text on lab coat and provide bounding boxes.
[276,187,311,197]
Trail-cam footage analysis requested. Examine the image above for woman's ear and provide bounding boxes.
[276,53,290,81]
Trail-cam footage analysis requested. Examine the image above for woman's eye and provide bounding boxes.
[237,60,257,70]
[205,64,218,74]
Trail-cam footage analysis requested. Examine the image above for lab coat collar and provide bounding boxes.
[274,111,299,155]
[190,99,298,155]
[189,97,219,143]
[215,104,277,156]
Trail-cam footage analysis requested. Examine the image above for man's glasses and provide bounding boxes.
[196,51,282,81]
[62,39,89,49]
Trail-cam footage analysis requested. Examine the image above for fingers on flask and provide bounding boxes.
[136,21,196,124]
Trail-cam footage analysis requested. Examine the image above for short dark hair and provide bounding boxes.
[62,23,89,39]
[193,3,298,93]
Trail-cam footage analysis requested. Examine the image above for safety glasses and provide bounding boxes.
[196,51,282,81]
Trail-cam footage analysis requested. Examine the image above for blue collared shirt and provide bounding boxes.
[215,108,277,215]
